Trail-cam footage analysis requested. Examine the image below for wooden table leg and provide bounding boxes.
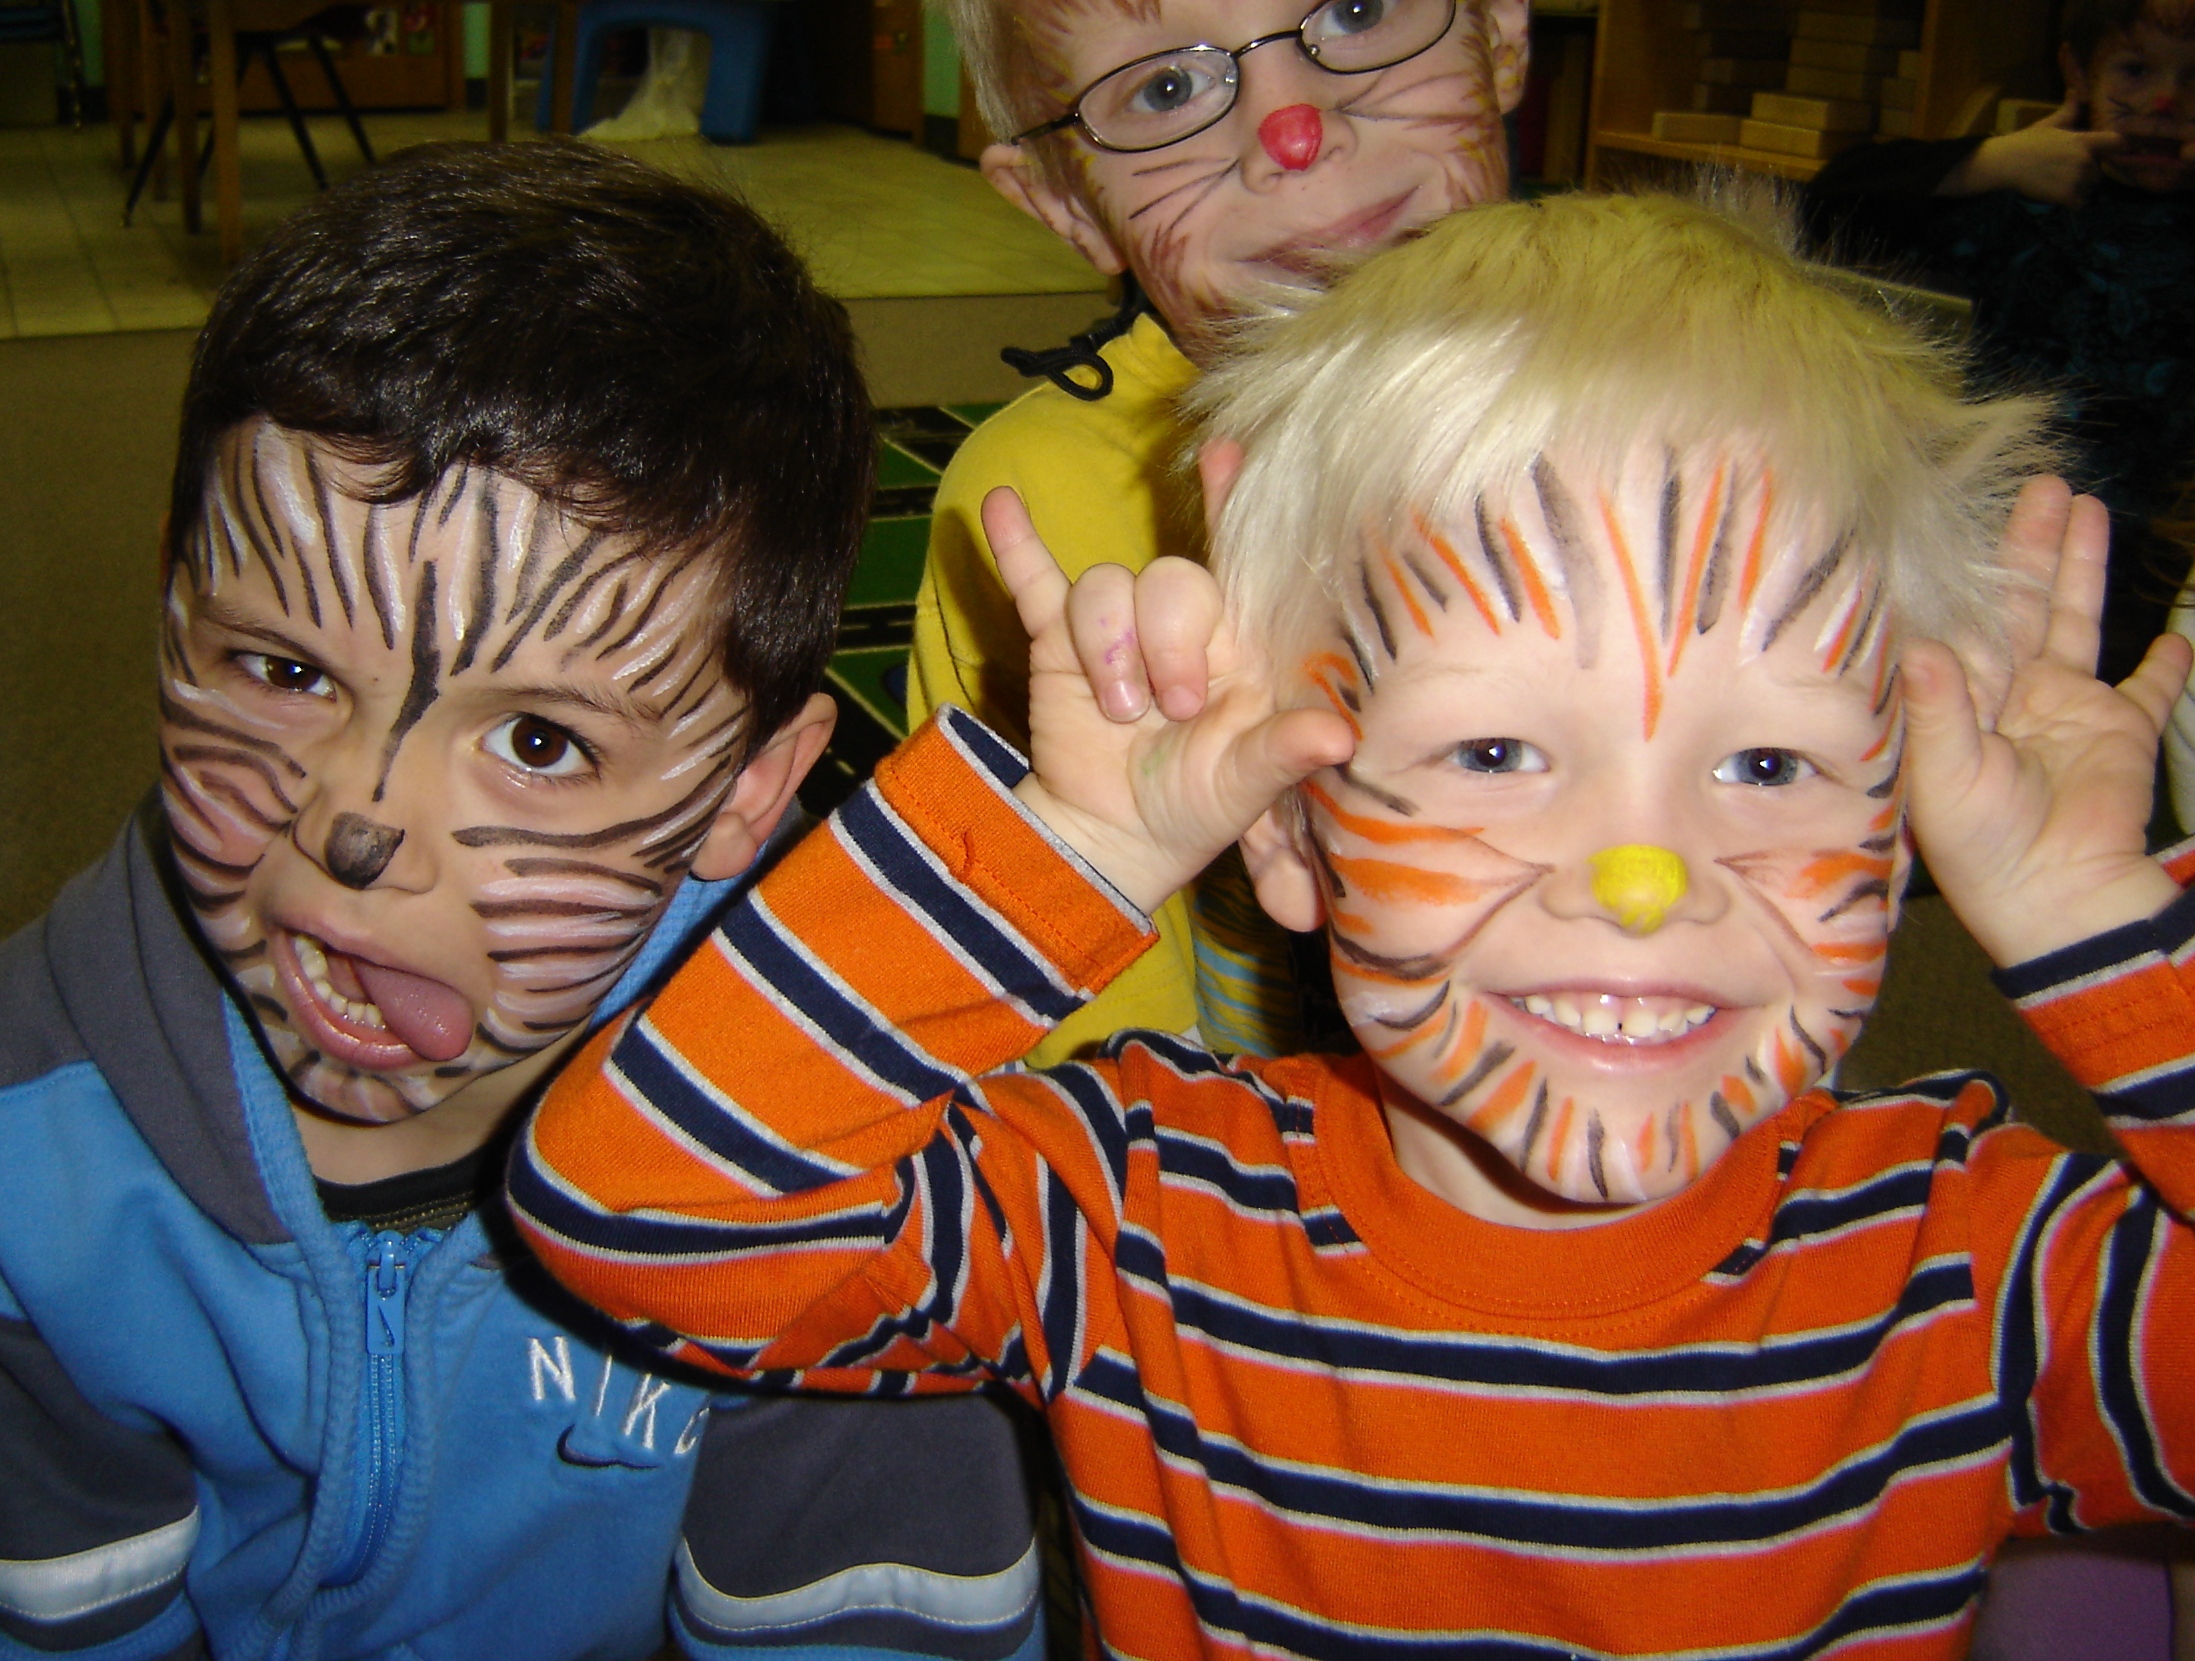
[206,0,242,263]
[487,0,509,140]
[442,0,464,110]
[547,0,576,133]
[168,0,199,231]
[104,0,138,166]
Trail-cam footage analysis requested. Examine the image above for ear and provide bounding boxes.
[1240,797,1328,933]
[689,693,837,882]
[981,141,1129,276]
[2059,42,2093,114]
[1197,438,1245,534]
[1481,0,1532,117]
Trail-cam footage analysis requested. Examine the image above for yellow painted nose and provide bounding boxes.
[1589,845,1689,935]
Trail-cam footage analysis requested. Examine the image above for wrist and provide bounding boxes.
[1010,776,1193,916]
[1966,859,2183,968]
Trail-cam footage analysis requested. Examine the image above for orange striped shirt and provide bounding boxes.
[514,710,2195,1660]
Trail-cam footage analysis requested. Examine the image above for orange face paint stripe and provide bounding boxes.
[1301,778,1482,847]
[1464,1059,1537,1134]
[1414,516,1503,634]
[1321,853,1495,906]
[1737,473,1774,613]
[1793,851,1894,896]
[1666,462,1726,680]
[1597,492,1665,741]
[1818,586,1865,676]
[1381,551,1436,640]
[1542,1097,1576,1184]
[1496,516,1562,639]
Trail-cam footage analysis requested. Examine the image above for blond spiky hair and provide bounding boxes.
[930,0,1052,142]
[1189,186,2061,681]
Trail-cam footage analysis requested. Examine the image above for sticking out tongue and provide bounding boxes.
[352,958,474,1062]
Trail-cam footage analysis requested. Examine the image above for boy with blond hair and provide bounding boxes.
[912,0,1529,1059]
[512,191,2195,1657]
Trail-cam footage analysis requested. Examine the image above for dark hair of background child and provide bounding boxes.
[2060,0,2175,63]
[168,139,875,764]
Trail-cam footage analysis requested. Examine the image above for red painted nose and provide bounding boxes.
[1258,103,1324,170]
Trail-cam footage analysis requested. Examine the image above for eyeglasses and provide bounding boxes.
[1012,0,1459,155]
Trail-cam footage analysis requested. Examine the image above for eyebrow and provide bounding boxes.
[491,680,665,730]
[193,598,324,665]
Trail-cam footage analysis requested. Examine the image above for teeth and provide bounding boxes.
[1509,993,1716,1044]
[293,934,388,1031]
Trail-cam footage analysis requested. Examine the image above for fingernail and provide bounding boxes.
[1157,686,1202,721]
[1102,681,1147,721]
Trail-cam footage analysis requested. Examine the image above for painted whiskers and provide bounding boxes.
[159,422,746,1119]
[1303,456,1903,1202]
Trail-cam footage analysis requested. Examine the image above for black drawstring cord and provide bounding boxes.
[1000,278,1155,402]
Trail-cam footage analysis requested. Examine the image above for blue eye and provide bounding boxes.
[1454,738,1546,774]
[1321,0,1389,35]
[1125,58,1220,115]
[1714,748,1814,787]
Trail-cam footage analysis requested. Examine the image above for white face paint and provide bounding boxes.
[160,421,750,1124]
[1272,446,1905,1210]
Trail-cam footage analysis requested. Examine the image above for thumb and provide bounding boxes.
[1898,640,1985,822]
[1212,708,1356,834]
[2041,94,2081,128]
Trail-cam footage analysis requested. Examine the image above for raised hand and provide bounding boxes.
[1951,99,2126,207]
[1901,488,2189,966]
[983,487,1355,915]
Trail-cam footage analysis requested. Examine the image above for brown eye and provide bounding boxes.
[241,653,331,696]
[486,714,591,778]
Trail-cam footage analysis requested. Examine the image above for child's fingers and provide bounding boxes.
[1996,476,2072,663]
[2040,493,2110,673]
[1898,638,1986,817]
[1062,562,1153,722]
[1133,557,1222,722]
[1217,708,1357,827]
[2115,631,2195,734]
[2040,94,2080,128]
[984,488,1071,643]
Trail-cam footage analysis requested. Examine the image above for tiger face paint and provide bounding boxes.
[160,421,783,1125]
[1250,445,1904,1212]
[1001,0,1525,344]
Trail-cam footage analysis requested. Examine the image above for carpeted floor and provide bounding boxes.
[0,321,2109,1152]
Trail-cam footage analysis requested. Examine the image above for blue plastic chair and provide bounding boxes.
[536,0,773,144]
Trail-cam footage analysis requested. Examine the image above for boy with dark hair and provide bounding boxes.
[0,141,1043,1661]
[1804,0,2195,685]
[516,191,2195,1659]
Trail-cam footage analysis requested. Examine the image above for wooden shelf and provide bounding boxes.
[1592,127,1825,182]
[1584,0,2056,188]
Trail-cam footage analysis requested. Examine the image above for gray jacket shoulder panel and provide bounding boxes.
[3,800,284,1245]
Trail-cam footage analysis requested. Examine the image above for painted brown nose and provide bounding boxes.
[326,812,405,890]
[1259,103,1324,170]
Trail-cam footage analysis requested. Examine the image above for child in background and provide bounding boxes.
[0,143,1042,1661]
[910,0,1529,1060]
[1804,0,2195,686]
[514,191,2195,1658]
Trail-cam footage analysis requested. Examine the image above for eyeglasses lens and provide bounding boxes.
[1077,0,1453,151]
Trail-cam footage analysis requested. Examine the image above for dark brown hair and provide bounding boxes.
[2060,0,2191,64]
[170,139,874,759]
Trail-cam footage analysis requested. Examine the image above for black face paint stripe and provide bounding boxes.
[167,744,301,815]
[1586,1111,1609,1199]
[1759,535,1850,653]
[452,766,730,851]
[1517,1083,1551,1169]
[1657,461,1681,642]
[158,691,309,776]
[600,547,706,659]
[303,448,357,629]
[1473,495,1524,622]
[504,490,552,623]
[435,460,473,530]
[543,547,651,645]
[490,533,607,673]
[1532,458,1601,666]
[1709,1091,1743,1142]
[164,753,291,832]
[1400,549,1449,611]
[1371,982,1450,1032]
[1438,1042,1516,1109]
[1838,586,1886,679]
[1817,878,1890,923]
[470,898,657,921]
[1696,483,1736,636]
[502,857,664,895]
[372,561,444,803]
[363,503,398,651]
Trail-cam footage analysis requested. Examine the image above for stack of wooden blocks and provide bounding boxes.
[1649,0,1926,159]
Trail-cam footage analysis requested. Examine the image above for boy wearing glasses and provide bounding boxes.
[910,0,1528,1062]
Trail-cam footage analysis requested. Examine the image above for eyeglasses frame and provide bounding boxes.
[1007,0,1461,153]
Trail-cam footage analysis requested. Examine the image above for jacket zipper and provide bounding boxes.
[329,1228,433,1587]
